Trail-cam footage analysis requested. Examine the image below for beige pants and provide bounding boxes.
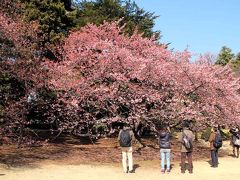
[121,147,133,172]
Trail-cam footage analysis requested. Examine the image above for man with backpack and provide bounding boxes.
[178,120,194,174]
[209,124,222,167]
[118,123,135,173]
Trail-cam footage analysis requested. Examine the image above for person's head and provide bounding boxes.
[159,124,168,132]
[182,120,190,130]
[212,124,219,132]
[123,122,130,130]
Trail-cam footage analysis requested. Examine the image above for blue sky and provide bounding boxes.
[134,0,240,56]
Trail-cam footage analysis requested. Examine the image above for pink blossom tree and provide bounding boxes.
[0,10,51,146]
[44,21,240,136]
[1,2,240,144]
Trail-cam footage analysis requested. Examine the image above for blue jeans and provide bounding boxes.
[160,149,171,170]
[211,150,218,167]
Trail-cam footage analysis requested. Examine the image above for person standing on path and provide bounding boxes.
[178,121,194,174]
[118,123,135,173]
[209,124,222,167]
[159,125,171,173]
[230,126,240,158]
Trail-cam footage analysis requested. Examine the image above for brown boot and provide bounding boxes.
[181,163,186,174]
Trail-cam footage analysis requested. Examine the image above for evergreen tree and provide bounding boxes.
[74,0,160,39]
[21,0,76,46]
[20,0,160,45]
[230,52,240,71]
[235,52,240,62]
[215,46,234,66]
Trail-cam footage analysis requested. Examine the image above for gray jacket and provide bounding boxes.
[178,128,194,152]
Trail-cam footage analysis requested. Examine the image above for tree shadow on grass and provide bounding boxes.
[0,134,115,169]
[51,134,100,145]
[0,144,72,169]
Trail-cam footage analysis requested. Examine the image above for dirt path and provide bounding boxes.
[1,156,240,180]
[0,139,239,180]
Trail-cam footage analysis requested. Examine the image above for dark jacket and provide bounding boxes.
[159,131,171,149]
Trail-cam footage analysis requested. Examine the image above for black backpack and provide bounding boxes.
[119,130,131,147]
[182,132,193,150]
[213,132,222,149]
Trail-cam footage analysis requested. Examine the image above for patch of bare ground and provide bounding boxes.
[0,135,231,168]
